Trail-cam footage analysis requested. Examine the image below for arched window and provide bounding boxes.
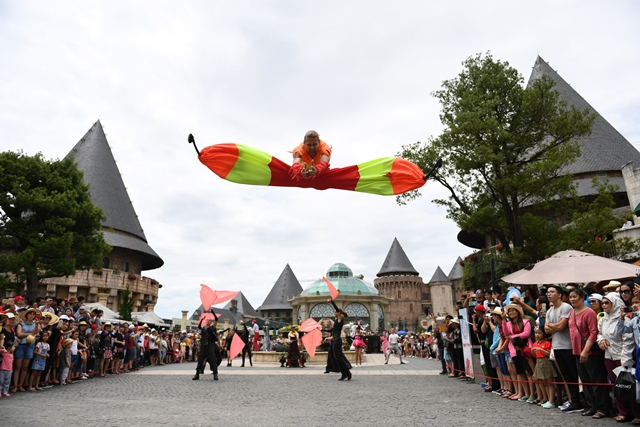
[344,303,369,318]
[309,303,335,318]
[102,257,110,269]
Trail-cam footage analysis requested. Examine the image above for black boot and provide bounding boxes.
[192,373,200,380]
[213,372,218,381]
[338,374,347,381]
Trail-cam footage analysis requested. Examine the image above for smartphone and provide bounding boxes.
[624,307,634,313]
[540,303,547,314]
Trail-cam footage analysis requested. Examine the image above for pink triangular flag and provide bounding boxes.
[323,277,339,301]
[300,329,323,359]
[200,284,216,310]
[200,285,239,310]
[228,331,245,361]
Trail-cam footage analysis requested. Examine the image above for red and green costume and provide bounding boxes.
[198,143,427,196]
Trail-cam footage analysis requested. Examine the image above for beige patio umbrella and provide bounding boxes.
[501,250,638,285]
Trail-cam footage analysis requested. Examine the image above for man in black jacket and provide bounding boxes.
[192,311,221,381]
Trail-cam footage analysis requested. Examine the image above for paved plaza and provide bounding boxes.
[0,354,621,426]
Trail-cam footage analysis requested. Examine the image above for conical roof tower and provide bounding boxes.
[66,121,163,270]
[257,264,303,312]
[376,238,419,277]
[223,291,259,317]
[429,266,451,284]
[528,56,640,196]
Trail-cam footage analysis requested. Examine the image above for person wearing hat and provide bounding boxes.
[12,307,40,392]
[193,311,221,380]
[447,318,464,378]
[544,284,581,412]
[603,280,621,293]
[502,303,533,401]
[488,307,510,396]
[588,293,604,319]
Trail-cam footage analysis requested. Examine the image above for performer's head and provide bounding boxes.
[303,130,320,157]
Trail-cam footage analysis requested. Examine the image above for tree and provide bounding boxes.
[119,284,134,321]
[397,53,595,257]
[0,151,111,298]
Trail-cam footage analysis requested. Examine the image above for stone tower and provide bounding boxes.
[374,238,423,331]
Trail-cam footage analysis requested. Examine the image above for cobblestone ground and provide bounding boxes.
[0,354,620,426]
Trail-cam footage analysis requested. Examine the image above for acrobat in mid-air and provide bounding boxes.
[189,130,442,196]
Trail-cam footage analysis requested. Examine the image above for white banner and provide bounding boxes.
[459,308,474,378]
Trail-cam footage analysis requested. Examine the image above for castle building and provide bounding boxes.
[458,56,640,250]
[373,238,423,331]
[40,121,164,312]
[290,263,391,331]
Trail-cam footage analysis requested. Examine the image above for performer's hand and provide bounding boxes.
[289,163,302,181]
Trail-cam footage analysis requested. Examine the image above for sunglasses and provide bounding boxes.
[620,290,632,294]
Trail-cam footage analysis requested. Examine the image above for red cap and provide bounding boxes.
[474,304,486,312]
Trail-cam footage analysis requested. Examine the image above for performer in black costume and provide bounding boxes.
[192,310,222,381]
[236,322,253,367]
[321,318,339,374]
[328,299,352,381]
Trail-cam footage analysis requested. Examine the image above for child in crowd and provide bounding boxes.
[60,338,73,385]
[531,328,556,408]
[0,336,15,397]
[28,330,50,391]
[512,336,536,403]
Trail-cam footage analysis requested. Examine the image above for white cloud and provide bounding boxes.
[1,0,638,318]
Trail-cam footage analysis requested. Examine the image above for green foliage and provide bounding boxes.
[460,250,511,290]
[119,284,134,321]
[0,151,111,296]
[397,52,595,253]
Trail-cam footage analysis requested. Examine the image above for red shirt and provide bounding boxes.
[532,340,551,359]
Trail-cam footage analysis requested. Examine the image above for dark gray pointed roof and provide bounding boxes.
[447,257,464,280]
[257,264,303,312]
[376,238,419,277]
[66,121,163,270]
[189,304,243,324]
[429,266,451,284]
[223,291,259,317]
[528,57,640,178]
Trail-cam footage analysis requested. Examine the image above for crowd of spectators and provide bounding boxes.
[431,280,640,422]
[0,295,204,398]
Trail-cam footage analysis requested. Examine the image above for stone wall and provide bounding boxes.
[374,274,423,331]
[622,161,640,225]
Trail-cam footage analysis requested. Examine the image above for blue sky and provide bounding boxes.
[1,1,639,319]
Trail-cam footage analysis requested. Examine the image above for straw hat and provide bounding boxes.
[603,280,622,292]
[504,304,524,318]
[19,307,41,322]
[63,338,74,347]
[491,307,504,317]
[450,318,460,324]
[41,312,59,325]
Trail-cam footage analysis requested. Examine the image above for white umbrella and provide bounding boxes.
[501,250,638,285]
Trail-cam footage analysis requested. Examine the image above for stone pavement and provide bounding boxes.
[0,354,621,426]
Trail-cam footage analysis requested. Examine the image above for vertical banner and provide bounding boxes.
[459,308,474,378]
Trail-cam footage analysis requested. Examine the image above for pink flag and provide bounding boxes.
[300,329,323,359]
[228,331,245,361]
[323,277,339,301]
[200,285,238,310]
[299,317,321,333]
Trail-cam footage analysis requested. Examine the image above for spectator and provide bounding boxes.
[544,285,581,412]
[532,327,556,408]
[600,292,638,422]
[28,330,50,391]
[619,282,634,309]
[568,288,611,419]
[13,307,40,392]
[503,303,533,401]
